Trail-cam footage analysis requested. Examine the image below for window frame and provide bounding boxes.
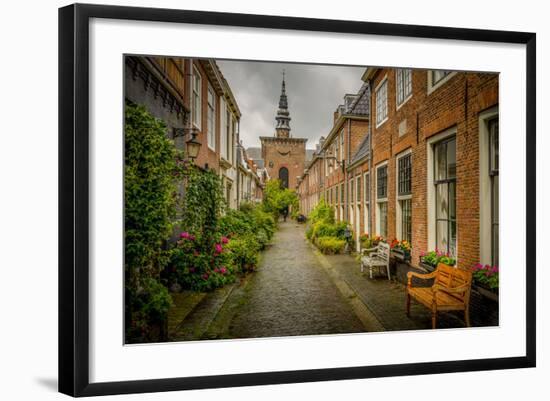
[396,150,412,243]
[192,65,202,129]
[376,162,389,238]
[375,76,389,128]
[427,70,457,94]
[433,136,457,257]
[395,69,413,109]
[207,83,216,151]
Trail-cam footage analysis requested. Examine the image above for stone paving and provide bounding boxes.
[226,221,367,339]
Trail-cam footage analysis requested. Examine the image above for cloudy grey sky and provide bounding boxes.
[217,60,366,149]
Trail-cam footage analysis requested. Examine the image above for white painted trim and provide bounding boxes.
[363,171,370,236]
[375,161,389,237]
[479,106,499,265]
[375,75,389,128]
[395,148,413,241]
[427,70,457,95]
[192,65,202,130]
[395,69,413,111]
[426,126,457,254]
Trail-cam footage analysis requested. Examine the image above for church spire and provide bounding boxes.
[275,70,291,138]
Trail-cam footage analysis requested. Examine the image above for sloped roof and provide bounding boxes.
[349,82,370,116]
[349,133,370,166]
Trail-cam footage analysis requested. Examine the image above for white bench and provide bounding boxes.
[360,242,391,280]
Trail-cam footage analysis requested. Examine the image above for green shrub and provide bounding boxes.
[311,221,348,242]
[316,236,346,254]
[308,199,334,225]
[225,235,260,273]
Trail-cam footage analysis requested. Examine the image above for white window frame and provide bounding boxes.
[427,70,457,95]
[192,66,202,129]
[220,98,227,159]
[396,148,413,242]
[396,69,413,110]
[427,126,457,256]
[363,172,370,236]
[207,84,216,151]
[375,161,389,237]
[479,106,499,266]
[375,76,389,128]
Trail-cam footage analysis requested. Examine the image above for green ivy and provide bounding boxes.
[124,103,178,342]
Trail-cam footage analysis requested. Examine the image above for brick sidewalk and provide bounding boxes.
[316,251,474,331]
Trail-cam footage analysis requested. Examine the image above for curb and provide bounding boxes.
[306,239,386,332]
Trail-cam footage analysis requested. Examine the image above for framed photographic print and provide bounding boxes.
[58,2,536,397]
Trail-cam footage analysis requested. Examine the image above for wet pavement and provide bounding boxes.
[226,221,366,339]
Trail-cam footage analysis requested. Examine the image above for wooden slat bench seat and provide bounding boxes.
[406,262,473,329]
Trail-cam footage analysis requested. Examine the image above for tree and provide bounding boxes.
[262,179,299,220]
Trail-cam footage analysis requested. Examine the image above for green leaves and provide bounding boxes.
[262,179,299,219]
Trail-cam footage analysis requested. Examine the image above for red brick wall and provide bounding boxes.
[261,138,307,190]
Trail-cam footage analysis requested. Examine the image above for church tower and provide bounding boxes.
[275,72,291,138]
[260,72,307,190]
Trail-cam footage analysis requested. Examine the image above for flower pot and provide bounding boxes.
[418,260,436,272]
[391,248,411,262]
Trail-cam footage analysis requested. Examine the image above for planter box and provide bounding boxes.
[472,284,499,303]
[391,248,411,262]
[418,261,436,272]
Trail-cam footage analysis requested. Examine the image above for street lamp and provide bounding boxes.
[173,127,202,161]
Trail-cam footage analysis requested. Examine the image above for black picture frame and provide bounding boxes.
[59,3,536,397]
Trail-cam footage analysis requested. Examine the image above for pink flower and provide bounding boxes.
[214,267,220,273]
[202,273,209,280]
[189,234,196,241]
[220,267,227,274]
[180,232,190,239]
[221,236,229,244]
[473,263,483,271]
[214,243,223,254]
[189,267,196,273]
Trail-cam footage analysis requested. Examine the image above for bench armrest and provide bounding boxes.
[407,270,437,287]
[361,247,378,256]
[433,283,470,294]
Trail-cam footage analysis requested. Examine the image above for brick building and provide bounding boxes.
[298,67,499,271]
[125,56,263,210]
[260,74,307,190]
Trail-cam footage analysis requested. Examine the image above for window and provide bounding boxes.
[349,178,355,204]
[356,176,361,203]
[396,69,412,107]
[336,184,339,204]
[364,173,370,235]
[377,165,388,199]
[341,183,345,205]
[220,101,227,159]
[432,70,451,85]
[279,167,289,189]
[340,131,345,160]
[375,79,388,126]
[225,109,231,160]
[207,85,216,150]
[376,164,388,237]
[192,67,201,128]
[433,137,457,256]
[489,118,499,266]
[397,153,412,243]
[428,70,455,94]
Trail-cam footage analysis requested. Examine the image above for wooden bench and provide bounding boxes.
[360,242,391,280]
[406,262,472,329]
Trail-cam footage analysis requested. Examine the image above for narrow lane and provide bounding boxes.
[228,221,366,339]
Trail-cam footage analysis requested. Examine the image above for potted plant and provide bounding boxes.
[390,239,411,261]
[419,249,456,271]
[471,263,499,302]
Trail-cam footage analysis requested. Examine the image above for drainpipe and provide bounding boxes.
[346,118,351,222]
[368,82,373,236]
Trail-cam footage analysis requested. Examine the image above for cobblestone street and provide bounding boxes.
[226,221,366,338]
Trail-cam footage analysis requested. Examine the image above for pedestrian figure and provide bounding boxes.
[282,206,289,222]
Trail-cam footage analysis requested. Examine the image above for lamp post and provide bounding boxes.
[173,127,202,161]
